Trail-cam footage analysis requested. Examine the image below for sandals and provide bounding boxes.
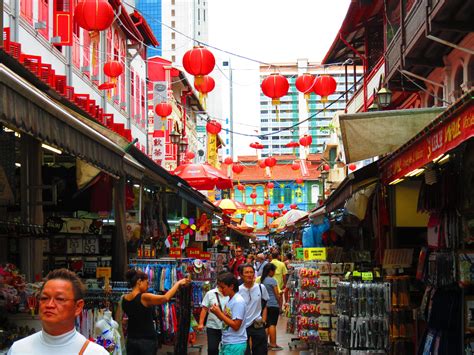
[268,345,284,351]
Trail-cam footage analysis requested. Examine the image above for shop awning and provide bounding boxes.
[339,107,444,163]
[0,64,128,177]
[381,92,474,183]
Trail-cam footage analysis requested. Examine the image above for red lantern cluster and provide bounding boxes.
[265,157,277,168]
[299,135,313,147]
[258,160,266,169]
[295,73,315,100]
[74,0,115,31]
[155,102,173,120]
[182,46,215,85]
[194,75,215,95]
[291,161,300,171]
[206,120,222,134]
[261,73,289,106]
[273,211,280,218]
[313,75,337,103]
[267,212,274,218]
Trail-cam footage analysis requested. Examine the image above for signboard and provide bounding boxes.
[383,103,474,183]
[207,133,218,167]
[200,251,211,260]
[303,247,327,261]
[169,248,182,258]
[383,249,414,269]
[151,135,166,167]
[295,248,304,260]
[96,267,112,279]
[186,247,201,258]
[153,82,168,132]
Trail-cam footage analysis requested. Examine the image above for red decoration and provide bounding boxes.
[261,73,289,106]
[232,163,244,174]
[185,151,195,160]
[258,160,266,169]
[267,212,274,218]
[194,75,215,94]
[74,0,114,31]
[264,157,277,168]
[182,46,215,85]
[282,210,288,215]
[224,156,233,165]
[291,161,300,171]
[155,102,173,120]
[296,178,304,184]
[295,73,315,100]
[253,221,258,226]
[299,135,313,147]
[258,210,264,216]
[251,208,257,213]
[237,184,245,191]
[266,182,275,189]
[273,211,280,218]
[103,60,123,80]
[206,120,222,134]
[323,164,330,171]
[285,141,300,148]
[290,203,297,209]
[349,163,357,171]
[313,75,337,103]
[277,203,284,209]
[98,82,116,90]
[264,199,271,206]
[250,142,264,149]
[250,192,257,199]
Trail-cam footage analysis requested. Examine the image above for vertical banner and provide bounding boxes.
[151,134,166,167]
[153,82,168,132]
[207,134,217,167]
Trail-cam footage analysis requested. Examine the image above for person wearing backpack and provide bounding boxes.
[238,264,269,355]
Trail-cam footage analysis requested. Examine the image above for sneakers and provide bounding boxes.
[268,345,284,351]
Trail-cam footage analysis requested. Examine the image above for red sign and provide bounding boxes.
[383,103,474,183]
[186,247,201,258]
[169,248,182,258]
[200,251,211,260]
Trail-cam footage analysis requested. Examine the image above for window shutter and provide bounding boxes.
[53,0,73,46]
[38,0,49,39]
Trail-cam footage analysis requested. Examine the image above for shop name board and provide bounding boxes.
[303,247,327,261]
[384,103,473,183]
[169,248,182,258]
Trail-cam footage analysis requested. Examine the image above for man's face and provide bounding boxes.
[235,248,243,258]
[39,279,83,331]
[218,282,233,297]
[242,266,255,284]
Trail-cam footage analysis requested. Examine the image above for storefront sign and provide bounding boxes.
[383,103,474,183]
[169,247,182,258]
[362,272,373,281]
[303,247,327,261]
[186,247,201,258]
[207,134,218,167]
[151,136,166,167]
[200,251,211,260]
[96,267,111,279]
[295,248,304,260]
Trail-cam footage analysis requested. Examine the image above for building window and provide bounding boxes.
[171,9,175,16]
[311,184,320,204]
[171,21,175,28]
[453,65,464,100]
[171,32,175,39]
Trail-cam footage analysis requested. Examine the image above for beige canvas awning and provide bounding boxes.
[339,107,444,163]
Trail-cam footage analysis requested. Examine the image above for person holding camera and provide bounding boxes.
[238,264,269,355]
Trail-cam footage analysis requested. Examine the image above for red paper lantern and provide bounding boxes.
[267,212,274,218]
[232,163,244,174]
[155,102,173,120]
[182,46,215,85]
[290,203,297,209]
[349,163,357,171]
[265,157,277,168]
[261,73,289,106]
[258,160,266,169]
[74,0,115,31]
[250,142,264,149]
[103,60,123,80]
[323,164,330,171]
[277,203,284,209]
[237,184,245,191]
[250,192,257,199]
[206,120,222,134]
[282,210,288,215]
[224,157,233,165]
[253,221,258,226]
[264,199,271,206]
[291,162,300,171]
[313,75,337,103]
[194,75,215,94]
[273,211,280,218]
[295,73,315,100]
[285,141,300,148]
[258,210,264,216]
[251,208,257,213]
[266,182,275,189]
[185,151,195,160]
[296,178,304,184]
[299,135,313,147]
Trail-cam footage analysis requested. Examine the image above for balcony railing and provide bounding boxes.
[404,0,428,52]
[385,29,402,81]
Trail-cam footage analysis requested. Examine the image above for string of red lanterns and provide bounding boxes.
[313,75,337,103]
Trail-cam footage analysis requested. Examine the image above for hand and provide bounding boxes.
[178,278,191,287]
[197,324,204,332]
[209,304,221,315]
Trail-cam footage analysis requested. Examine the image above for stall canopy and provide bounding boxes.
[339,107,444,163]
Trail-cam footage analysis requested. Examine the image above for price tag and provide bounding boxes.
[344,271,351,280]
[352,271,361,277]
[200,251,211,260]
[295,248,304,260]
[186,248,201,258]
[96,267,111,279]
[362,272,373,281]
[303,248,327,261]
[169,248,182,258]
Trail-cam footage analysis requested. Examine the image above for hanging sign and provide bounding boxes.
[186,247,201,258]
[169,247,182,258]
[207,134,218,167]
[96,267,112,279]
[303,247,327,261]
[295,248,304,260]
[200,251,211,260]
[383,103,473,183]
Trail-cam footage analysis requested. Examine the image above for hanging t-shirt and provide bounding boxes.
[221,293,247,345]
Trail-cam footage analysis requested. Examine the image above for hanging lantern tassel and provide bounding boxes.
[272,98,280,122]
[90,31,100,69]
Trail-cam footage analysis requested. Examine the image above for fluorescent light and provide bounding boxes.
[133,184,140,188]
[389,178,404,185]
[432,154,444,163]
[41,144,62,155]
[225,236,230,241]
[3,127,14,132]
[437,154,450,164]
[405,168,425,177]
[15,163,21,167]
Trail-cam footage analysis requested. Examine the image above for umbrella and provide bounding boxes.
[213,199,247,214]
[173,163,233,190]
[269,216,284,229]
[270,209,308,230]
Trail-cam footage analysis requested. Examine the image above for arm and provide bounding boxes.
[261,304,267,323]
[273,285,282,307]
[198,306,208,331]
[209,304,243,331]
[142,278,190,306]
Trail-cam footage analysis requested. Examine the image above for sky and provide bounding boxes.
[206,0,351,157]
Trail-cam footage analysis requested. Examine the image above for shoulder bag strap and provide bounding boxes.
[78,339,90,355]
[215,292,222,310]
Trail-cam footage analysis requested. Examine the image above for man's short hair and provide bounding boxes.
[42,268,86,300]
[239,263,255,275]
[272,250,281,259]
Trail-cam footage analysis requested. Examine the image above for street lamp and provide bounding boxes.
[169,130,181,166]
[177,139,188,166]
[376,87,392,108]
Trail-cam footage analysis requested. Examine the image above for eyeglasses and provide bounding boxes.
[39,296,76,305]
[236,250,243,253]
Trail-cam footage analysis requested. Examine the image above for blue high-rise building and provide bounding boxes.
[136,0,162,57]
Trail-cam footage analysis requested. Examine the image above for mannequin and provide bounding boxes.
[94,310,121,355]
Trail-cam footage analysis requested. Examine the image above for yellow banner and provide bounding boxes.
[303,247,327,261]
[207,134,218,167]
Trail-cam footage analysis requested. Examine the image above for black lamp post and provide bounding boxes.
[320,170,329,202]
[169,130,180,166]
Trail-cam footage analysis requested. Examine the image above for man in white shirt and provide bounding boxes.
[8,269,109,355]
[197,285,229,355]
[238,264,269,354]
[254,253,268,277]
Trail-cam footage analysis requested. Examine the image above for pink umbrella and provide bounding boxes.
[173,163,233,190]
